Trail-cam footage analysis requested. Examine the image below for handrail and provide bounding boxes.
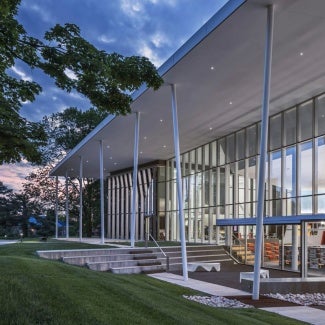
[149,234,170,272]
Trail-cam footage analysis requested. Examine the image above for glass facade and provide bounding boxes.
[158,93,325,274]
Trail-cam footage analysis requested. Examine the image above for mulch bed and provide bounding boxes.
[225,295,301,308]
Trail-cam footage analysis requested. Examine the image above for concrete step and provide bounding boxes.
[110,264,166,274]
[86,258,164,271]
[132,253,158,260]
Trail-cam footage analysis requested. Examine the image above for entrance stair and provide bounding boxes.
[37,244,232,274]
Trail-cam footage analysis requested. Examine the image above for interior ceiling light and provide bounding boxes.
[140,151,143,154]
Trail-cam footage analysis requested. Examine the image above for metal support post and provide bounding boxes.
[55,176,58,239]
[99,140,105,244]
[131,112,140,247]
[253,4,274,300]
[171,84,188,281]
[65,171,69,239]
[79,156,83,242]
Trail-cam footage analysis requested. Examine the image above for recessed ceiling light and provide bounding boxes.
[300,52,304,56]
[160,119,163,123]
[114,162,118,165]
[229,101,233,105]
[210,66,215,70]
[163,145,166,148]
[106,145,110,149]
[86,160,89,163]
[144,136,147,140]
[109,157,113,160]
[209,127,213,131]
[140,151,143,154]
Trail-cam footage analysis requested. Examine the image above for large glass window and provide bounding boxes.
[300,141,313,213]
[270,114,282,150]
[270,150,282,200]
[247,125,257,157]
[316,95,325,136]
[284,146,296,215]
[226,134,235,163]
[238,160,245,217]
[218,138,226,166]
[236,130,245,160]
[284,107,296,145]
[299,101,313,141]
[316,136,325,213]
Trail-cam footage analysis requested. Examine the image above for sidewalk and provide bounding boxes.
[149,272,325,325]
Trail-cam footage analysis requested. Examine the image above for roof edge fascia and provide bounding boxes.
[131,0,247,101]
[49,114,116,176]
[50,0,246,176]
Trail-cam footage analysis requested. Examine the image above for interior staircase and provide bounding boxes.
[37,244,232,274]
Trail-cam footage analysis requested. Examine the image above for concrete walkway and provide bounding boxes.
[149,272,325,325]
[0,240,18,245]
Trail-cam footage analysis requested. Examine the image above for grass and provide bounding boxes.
[0,239,306,324]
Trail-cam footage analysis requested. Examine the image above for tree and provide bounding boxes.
[0,0,163,165]
[41,107,107,163]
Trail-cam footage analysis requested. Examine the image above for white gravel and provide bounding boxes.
[184,293,325,309]
[264,293,325,306]
[183,295,253,308]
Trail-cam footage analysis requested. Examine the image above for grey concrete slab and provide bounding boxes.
[261,306,325,325]
[148,272,249,296]
[149,272,325,324]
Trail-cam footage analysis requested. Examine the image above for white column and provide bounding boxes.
[99,140,105,244]
[65,171,69,239]
[131,112,140,247]
[253,4,274,300]
[171,84,188,281]
[79,156,83,241]
[55,176,59,239]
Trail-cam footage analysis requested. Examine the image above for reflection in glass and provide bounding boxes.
[316,95,325,136]
[317,137,325,194]
[284,107,296,145]
[299,101,313,141]
[270,114,282,150]
[300,141,313,214]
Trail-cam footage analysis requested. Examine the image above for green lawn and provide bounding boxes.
[0,240,305,324]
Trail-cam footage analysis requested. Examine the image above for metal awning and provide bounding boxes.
[51,0,325,177]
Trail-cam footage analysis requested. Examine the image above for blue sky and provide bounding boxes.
[1,0,228,191]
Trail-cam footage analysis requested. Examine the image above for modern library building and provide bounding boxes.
[51,0,325,279]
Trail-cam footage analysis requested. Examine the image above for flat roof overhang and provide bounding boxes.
[217,214,325,226]
[51,0,325,178]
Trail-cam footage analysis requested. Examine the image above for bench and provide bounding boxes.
[239,269,269,282]
[187,262,221,272]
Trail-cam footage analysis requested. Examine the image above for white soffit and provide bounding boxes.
[51,0,325,178]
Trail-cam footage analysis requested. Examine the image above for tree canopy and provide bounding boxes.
[0,0,163,165]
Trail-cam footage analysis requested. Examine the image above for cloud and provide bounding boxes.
[98,35,116,44]
[11,66,32,82]
[0,163,35,192]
